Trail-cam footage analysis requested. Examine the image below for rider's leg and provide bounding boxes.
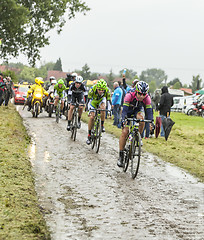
[100,103,106,132]
[118,126,129,167]
[86,111,95,144]
[137,112,145,134]
[54,96,59,107]
[67,104,74,130]
[61,100,64,111]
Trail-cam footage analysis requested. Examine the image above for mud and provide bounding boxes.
[17,106,204,240]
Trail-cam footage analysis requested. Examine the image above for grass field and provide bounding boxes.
[0,105,50,240]
[82,111,204,182]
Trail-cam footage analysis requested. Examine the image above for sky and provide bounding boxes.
[9,0,204,85]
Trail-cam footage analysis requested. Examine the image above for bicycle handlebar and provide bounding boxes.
[125,117,153,123]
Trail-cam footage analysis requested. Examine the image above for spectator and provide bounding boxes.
[158,86,174,137]
[0,73,6,106]
[112,82,123,127]
[152,90,160,111]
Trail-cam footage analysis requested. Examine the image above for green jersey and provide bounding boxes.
[88,85,111,108]
[54,83,67,97]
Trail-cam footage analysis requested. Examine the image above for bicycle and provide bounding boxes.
[90,109,110,153]
[55,97,62,123]
[70,100,80,141]
[123,117,153,179]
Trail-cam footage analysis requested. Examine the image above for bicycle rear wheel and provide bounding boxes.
[95,119,102,153]
[130,131,141,179]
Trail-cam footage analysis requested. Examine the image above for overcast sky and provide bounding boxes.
[11,0,204,85]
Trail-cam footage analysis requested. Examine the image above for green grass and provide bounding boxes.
[82,111,204,182]
[0,105,50,240]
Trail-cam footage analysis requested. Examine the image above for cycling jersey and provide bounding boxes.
[122,91,153,121]
[54,83,67,98]
[68,82,87,104]
[87,85,111,108]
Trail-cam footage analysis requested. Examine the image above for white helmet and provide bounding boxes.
[50,76,56,81]
[72,72,78,77]
[75,76,83,83]
[51,79,57,84]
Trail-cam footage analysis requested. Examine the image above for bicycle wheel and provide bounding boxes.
[35,102,40,118]
[56,104,60,123]
[130,131,141,179]
[95,119,102,153]
[72,111,78,141]
[123,146,130,172]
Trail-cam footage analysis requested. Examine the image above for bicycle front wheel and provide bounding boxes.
[72,112,77,141]
[130,132,141,179]
[123,146,130,172]
[56,105,60,123]
[95,119,102,153]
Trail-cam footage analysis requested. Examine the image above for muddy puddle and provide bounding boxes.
[17,106,204,240]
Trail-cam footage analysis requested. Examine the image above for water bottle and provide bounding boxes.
[122,68,126,77]
[129,133,133,142]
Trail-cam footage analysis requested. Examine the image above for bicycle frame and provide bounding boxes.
[123,117,152,179]
[90,109,110,153]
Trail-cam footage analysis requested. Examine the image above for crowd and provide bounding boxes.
[0,73,15,106]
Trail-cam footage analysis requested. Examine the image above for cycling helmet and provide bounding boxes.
[50,76,56,81]
[58,79,64,85]
[97,79,107,90]
[71,72,78,78]
[75,76,83,83]
[135,81,149,94]
[132,79,139,87]
[35,77,44,85]
[51,79,57,84]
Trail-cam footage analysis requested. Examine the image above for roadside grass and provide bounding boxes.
[0,105,50,240]
[81,111,204,182]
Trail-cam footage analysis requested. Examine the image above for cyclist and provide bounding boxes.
[86,79,111,145]
[54,79,67,116]
[117,81,153,167]
[67,76,87,130]
[26,77,49,111]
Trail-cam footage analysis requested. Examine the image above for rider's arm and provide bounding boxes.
[143,95,153,121]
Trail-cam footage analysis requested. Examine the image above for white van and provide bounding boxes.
[171,95,195,112]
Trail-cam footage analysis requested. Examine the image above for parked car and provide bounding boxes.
[14,85,29,105]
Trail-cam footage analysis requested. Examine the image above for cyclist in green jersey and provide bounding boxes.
[54,79,67,115]
[86,79,111,145]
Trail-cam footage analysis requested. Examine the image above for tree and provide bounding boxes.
[106,69,114,90]
[140,68,167,88]
[53,58,63,71]
[2,70,18,83]
[19,66,36,83]
[0,1,90,66]
[40,62,55,71]
[80,63,91,80]
[148,81,157,94]
[173,82,182,89]
[190,75,202,93]
[168,78,182,88]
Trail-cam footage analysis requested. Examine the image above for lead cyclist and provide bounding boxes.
[117,81,154,167]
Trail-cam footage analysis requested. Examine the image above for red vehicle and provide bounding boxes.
[14,85,29,105]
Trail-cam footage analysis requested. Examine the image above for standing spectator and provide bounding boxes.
[152,90,161,111]
[158,86,174,137]
[0,73,6,106]
[112,82,123,127]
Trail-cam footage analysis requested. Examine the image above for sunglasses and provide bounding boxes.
[75,82,81,84]
[137,92,146,96]
[97,89,104,91]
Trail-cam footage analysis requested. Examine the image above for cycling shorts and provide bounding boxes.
[88,97,106,112]
[70,93,85,105]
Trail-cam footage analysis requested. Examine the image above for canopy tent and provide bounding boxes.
[195,89,204,95]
